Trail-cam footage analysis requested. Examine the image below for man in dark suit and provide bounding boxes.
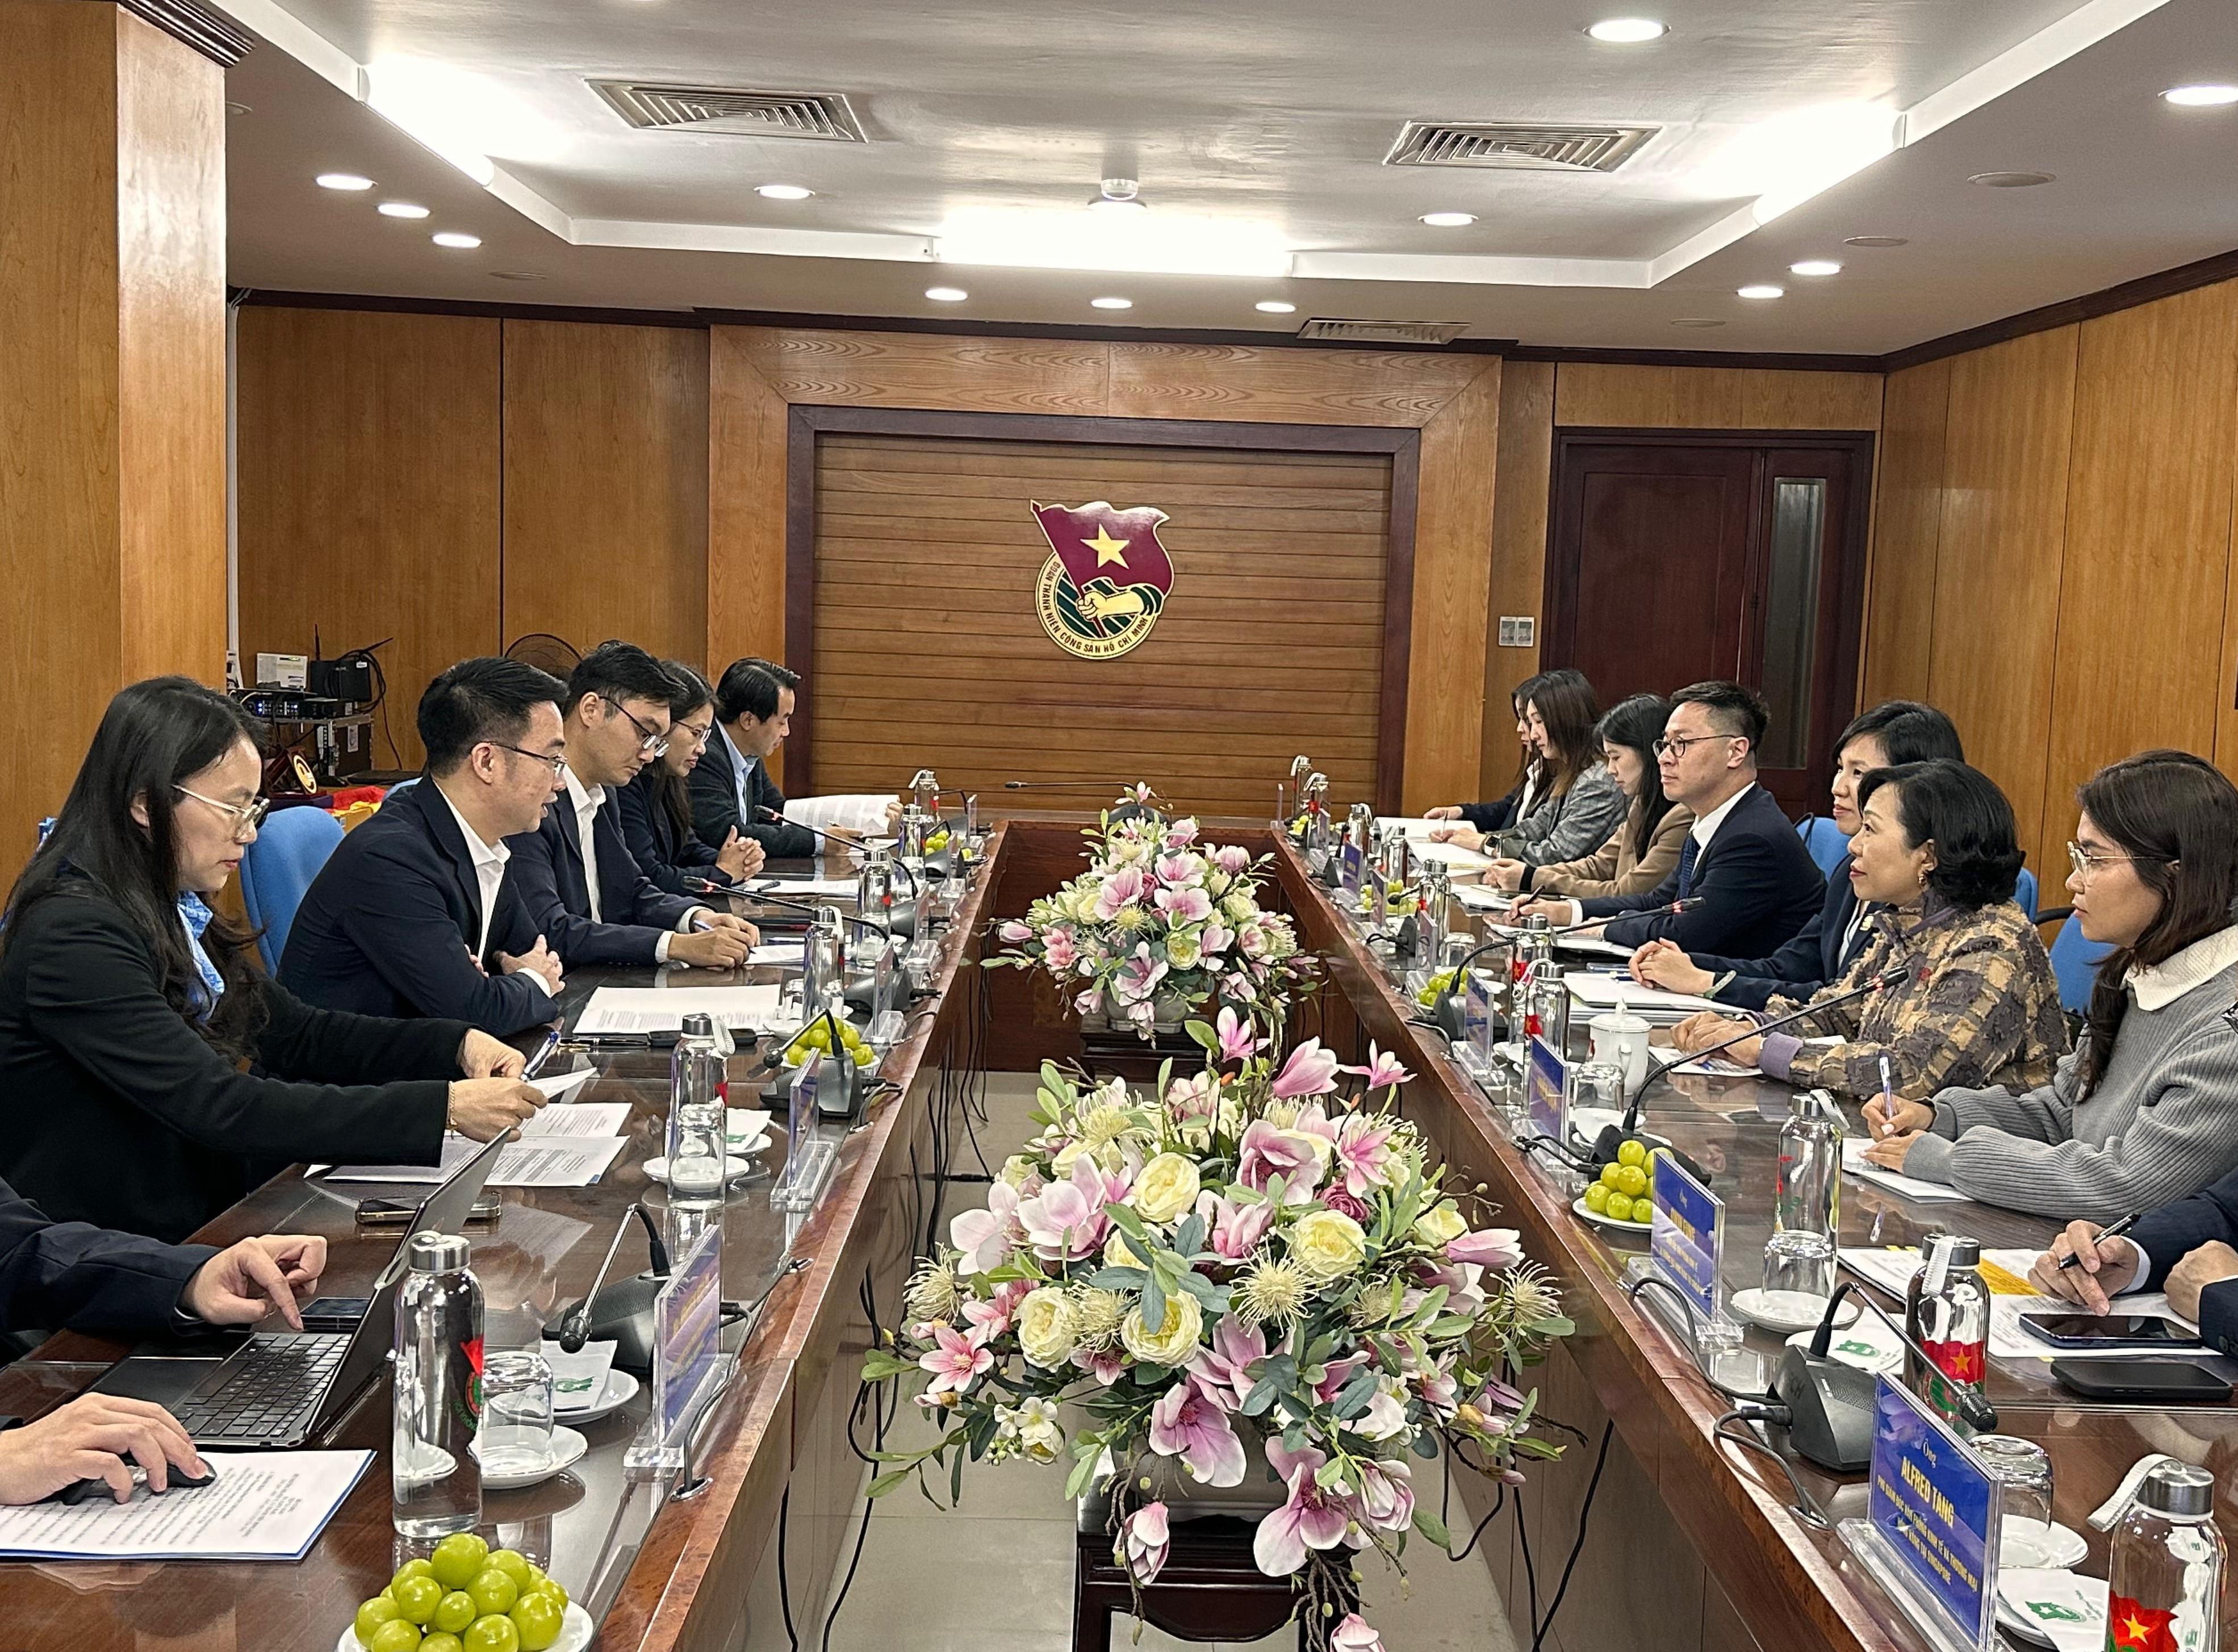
[509,643,758,969]
[1522,681,1823,959]
[281,657,571,1036]
[691,658,818,860]
[1629,701,1968,1008]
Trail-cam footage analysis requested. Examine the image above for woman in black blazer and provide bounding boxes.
[617,662,765,894]
[0,678,546,1244]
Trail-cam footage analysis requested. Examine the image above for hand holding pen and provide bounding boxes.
[2029,1214,2144,1314]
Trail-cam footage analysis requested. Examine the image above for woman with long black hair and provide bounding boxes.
[617,662,767,893]
[1479,692,1691,898]
[1428,669,1625,867]
[0,677,544,1243]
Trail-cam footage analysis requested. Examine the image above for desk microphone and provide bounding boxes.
[1428,897,1702,1041]
[752,806,923,898]
[1796,1279,1998,1431]
[549,1202,670,1373]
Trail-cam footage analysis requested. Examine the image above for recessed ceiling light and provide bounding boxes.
[1670,317,1726,328]
[925,286,969,302]
[432,231,482,249]
[1255,300,1297,314]
[1737,284,1784,299]
[1090,296,1133,310]
[2162,84,2238,107]
[1968,170,2055,187]
[316,173,374,191]
[378,201,430,219]
[1419,212,1476,228]
[1088,178,1148,214]
[1789,260,1842,276]
[488,271,546,281]
[1843,235,1910,248]
[1586,18,1667,42]
[756,183,814,200]
[225,101,251,116]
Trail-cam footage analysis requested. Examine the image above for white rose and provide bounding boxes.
[1119,1291,1204,1365]
[1132,1153,1202,1224]
[1016,1287,1082,1368]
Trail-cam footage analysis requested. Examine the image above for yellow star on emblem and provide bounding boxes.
[1083,526,1131,568]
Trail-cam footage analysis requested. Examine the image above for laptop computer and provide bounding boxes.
[90,1134,506,1448]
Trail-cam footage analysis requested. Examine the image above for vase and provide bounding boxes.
[1149,990,1193,1032]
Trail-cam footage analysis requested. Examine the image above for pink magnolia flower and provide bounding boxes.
[1253,1438,1360,1576]
[1236,1121,1325,1201]
[1214,844,1251,876]
[1187,1316,1269,1412]
[1071,1345,1127,1385]
[1350,1457,1415,1532]
[1313,1351,1371,1407]
[1200,921,1235,956]
[1271,1039,1340,1099]
[1154,851,1204,886]
[1215,1006,1262,1063]
[949,1181,1023,1274]
[998,919,1034,943]
[1016,1157,1121,1261]
[1331,1615,1386,1652]
[1149,1381,1247,1486]
[1155,885,1214,925]
[1332,1115,1397,1198]
[1341,1042,1412,1091]
[1168,1070,1219,1120]
[990,1278,1032,1318]
[1093,866,1147,920]
[1471,1375,1530,1417]
[1164,818,1200,848]
[1416,1364,1460,1416]
[1446,1227,1523,1270]
[1322,1188,1369,1222]
[1238,923,1270,960]
[962,1295,1012,1338]
[918,1323,993,1397]
[1043,927,1078,971]
[1198,1190,1277,1260]
[1122,1500,1171,1583]
[1115,943,1169,1005]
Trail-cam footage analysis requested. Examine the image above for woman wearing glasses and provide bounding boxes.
[1427,670,1626,868]
[0,677,546,1244]
[1860,751,2238,1222]
[617,662,767,894]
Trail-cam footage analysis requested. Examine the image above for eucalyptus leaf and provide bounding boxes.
[1140,1272,1167,1333]
[1241,1379,1278,1417]
[1412,1507,1453,1550]
[1173,1212,1207,1256]
[1089,1266,1148,1290]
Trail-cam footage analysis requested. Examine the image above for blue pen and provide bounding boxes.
[522,1024,563,1079]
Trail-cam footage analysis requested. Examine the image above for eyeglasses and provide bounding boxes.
[2067,841,2168,882]
[601,695,670,758]
[492,744,567,777]
[175,786,269,840]
[1651,733,1735,760]
[671,721,714,751]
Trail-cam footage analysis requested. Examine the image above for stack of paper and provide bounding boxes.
[1565,973,1722,1022]
[785,794,898,835]
[0,1452,370,1560]
[575,983,783,1035]
[1839,1139,1972,1203]
[320,1133,629,1189]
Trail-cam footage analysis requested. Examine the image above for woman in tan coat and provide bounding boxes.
[1480,693,1691,900]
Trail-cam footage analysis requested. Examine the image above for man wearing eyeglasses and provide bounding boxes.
[1517,681,1823,959]
[508,643,758,969]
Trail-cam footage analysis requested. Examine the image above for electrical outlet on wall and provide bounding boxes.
[1496,616,1536,648]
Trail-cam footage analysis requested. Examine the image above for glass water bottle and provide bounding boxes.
[667,1010,727,1206]
[1904,1233,1990,1419]
[392,1232,483,1537]
[2107,1461,2223,1652]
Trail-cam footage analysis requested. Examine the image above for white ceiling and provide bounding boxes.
[217,0,2238,354]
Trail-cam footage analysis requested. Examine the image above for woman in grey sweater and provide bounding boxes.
[1430,670,1627,868]
[1861,751,2238,1221]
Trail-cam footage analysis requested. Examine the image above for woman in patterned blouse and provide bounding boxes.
[1670,759,2065,1099]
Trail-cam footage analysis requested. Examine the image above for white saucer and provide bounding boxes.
[1784,1315,1905,1375]
[1568,1106,1624,1141]
[338,1600,593,1652]
[1729,1289,1860,1335]
[641,1155,759,1186]
[1571,1194,1650,1232]
[472,1424,588,1491]
[557,1368,640,1425]
[1996,1567,2106,1652]
[2001,1516,2089,1571]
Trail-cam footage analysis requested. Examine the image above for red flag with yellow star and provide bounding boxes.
[1031,501,1176,597]
[2108,1595,2177,1652]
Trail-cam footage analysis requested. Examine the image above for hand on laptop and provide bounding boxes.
[0,1394,205,1506]
[457,1028,525,1080]
[184,1235,329,1329]
[447,1079,545,1142]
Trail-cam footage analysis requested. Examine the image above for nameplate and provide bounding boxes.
[1338,842,1364,897]
[1526,1034,1565,1143]
[652,1226,725,1446]
[1846,1376,2001,1652]
[1648,1151,1723,1321]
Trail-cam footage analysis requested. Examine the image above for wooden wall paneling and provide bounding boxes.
[1923,326,2081,860]
[1106,341,1483,426]
[1553,365,1883,432]
[236,308,503,769]
[1480,360,1553,800]
[1857,359,1952,706]
[723,327,1111,415]
[1402,362,1501,813]
[2039,285,2238,879]
[500,320,709,664]
[707,331,791,784]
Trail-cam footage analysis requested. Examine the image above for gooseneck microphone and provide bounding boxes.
[752,806,921,897]
[1428,897,1704,1040]
[688,880,900,942]
[1808,1279,1998,1433]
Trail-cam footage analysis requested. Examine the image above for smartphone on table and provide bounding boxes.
[2018,1311,2199,1350]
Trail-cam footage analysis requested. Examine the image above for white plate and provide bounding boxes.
[1729,1289,1861,1335]
[2001,1517,2089,1571]
[557,1368,640,1425]
[1571,1194,1650,1232]
[472,1424,588,1491]
[1995,1567,2106,1652]
[338,1600,593,1652]
[1784,1315,1906,1376]
[1568,1106,1624,1142]
[641,1155,759,1186]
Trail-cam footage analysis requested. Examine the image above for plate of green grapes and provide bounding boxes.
[341,1534,588,1652]
[1575,1141,1655,1230]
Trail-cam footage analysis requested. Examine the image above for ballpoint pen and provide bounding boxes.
[1876,1054,1894,1139]
[2056,1212,2140,1271]
[522,1023,563,1078]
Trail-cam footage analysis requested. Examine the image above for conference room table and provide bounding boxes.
[0,814,2232,1652]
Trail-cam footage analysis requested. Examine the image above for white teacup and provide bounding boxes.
[1588,1011,1652,1091]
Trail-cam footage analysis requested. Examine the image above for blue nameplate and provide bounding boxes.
[1338,842,1364,897]
[1864,1376,1999,1649]
[652,1225,725,1445]
[1526,1034,1565,1142]
[1462,969,1491,1045]
[1648,1151,1723,1320]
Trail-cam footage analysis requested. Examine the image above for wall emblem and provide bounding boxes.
[1030,501,1177,660]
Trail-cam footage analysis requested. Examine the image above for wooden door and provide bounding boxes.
[1545,432,1874,814]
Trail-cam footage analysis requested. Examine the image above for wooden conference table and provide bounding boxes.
[0,816,2231,1652]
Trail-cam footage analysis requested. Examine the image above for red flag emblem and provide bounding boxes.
[1029,500,1178,660]
[2108,1596,2177,1652]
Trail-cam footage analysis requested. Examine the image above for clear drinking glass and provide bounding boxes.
[476,1349,555,1478]
[1976,1434,2057,1560]
[1568,1062,1626,1145]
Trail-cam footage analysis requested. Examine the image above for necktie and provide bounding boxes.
[1676,836,1700,901]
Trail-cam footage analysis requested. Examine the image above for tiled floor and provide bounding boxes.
[754,1074,1522,1652]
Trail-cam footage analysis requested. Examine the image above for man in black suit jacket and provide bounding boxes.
[508,643,758,969]
[1628,700,1969,1008]
[689,659,817,860]
[0,1185,336,1503]
[281,658,572,1036]
[1525,681,1823,959]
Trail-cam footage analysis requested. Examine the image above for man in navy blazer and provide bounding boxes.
[1628,700,1969,1009]
[688,658,818,861]
[507,643,758,970]
[282,658,571,1036]
[1522,682,1823,959]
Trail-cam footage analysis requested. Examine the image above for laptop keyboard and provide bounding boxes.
[172,1333,349,1443]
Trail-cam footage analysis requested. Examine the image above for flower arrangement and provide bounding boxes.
[989,786,1315,1039]
[861,1012,1575,1650]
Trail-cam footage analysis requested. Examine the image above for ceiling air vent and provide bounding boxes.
[1297,319,1469,346]
[589,81,867,141]
[1384,121,1656,172]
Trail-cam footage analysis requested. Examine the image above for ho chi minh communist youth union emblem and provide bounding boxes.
[1030,500,1177,662]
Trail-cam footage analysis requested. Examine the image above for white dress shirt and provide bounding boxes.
[437,785,549,998]
[1688,781,1755,853]
[562,766,706,961]
[726,730,758,825]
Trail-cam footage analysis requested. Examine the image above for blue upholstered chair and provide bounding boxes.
[2038,909,2111,1017]
[1794,815,1850,877]
[2014,867,2039,922]
[239,805,344,973]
